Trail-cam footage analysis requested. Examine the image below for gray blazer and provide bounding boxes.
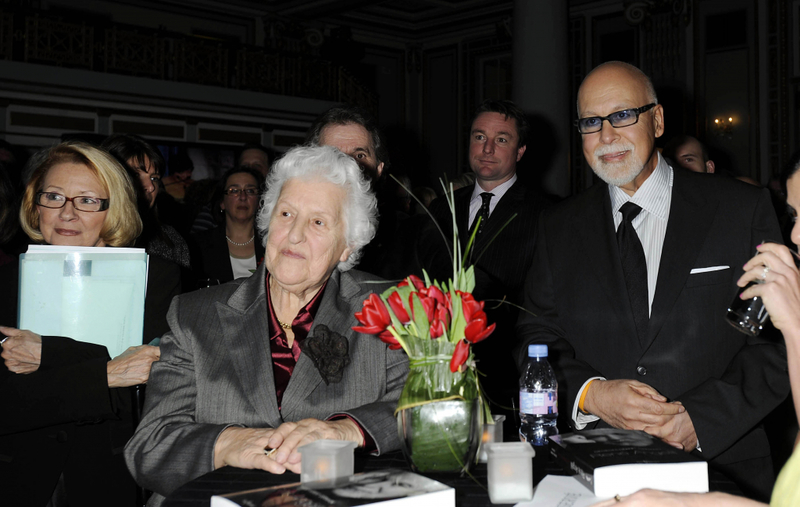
[124,263,409,505]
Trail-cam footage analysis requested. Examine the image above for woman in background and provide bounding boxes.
[103,134,189,341]
[190,166,264,285]
[0,141,159,507]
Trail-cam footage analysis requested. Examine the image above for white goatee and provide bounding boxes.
[590,141,644,187]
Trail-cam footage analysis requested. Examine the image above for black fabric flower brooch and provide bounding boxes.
[303,324,351,385]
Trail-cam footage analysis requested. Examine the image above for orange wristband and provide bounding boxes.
[578,379,595,414]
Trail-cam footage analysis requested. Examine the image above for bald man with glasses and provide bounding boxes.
[515,61,788,502]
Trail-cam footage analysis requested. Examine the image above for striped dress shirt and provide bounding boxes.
[609,153,674,315]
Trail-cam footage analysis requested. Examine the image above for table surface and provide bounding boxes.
[164,447,742,507]
[163,450,559,507]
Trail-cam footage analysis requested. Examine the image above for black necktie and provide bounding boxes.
[470,192,493,235]
[617,202,649,341]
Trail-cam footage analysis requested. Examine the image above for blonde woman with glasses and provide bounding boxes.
[0,141,160,507]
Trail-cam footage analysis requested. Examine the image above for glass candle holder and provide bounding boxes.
[479,414,506,462]
[486,442,536,503]
[297,440,357,483]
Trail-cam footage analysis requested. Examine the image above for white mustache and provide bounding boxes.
[594,142,635,158]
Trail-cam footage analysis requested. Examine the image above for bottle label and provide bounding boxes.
[520,391,557,415]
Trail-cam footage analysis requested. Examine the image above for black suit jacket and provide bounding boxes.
[516,167,789,497]
[422,179,549,304]
[418,179,551,403]
[0,338,137,507]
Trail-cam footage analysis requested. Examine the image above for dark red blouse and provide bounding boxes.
[265,274,327,409]
[264,274,375,451]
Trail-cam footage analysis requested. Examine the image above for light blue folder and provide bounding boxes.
[18,245,149,358]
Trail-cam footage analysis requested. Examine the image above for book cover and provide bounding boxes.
[18,245,149,357]
[549,428,709,497]
[211,469,454,507]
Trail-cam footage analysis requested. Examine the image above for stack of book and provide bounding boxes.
[549,428,709,497]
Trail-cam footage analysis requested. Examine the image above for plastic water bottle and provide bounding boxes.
[519,344,558,446]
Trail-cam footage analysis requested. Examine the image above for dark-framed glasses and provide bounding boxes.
[575,103,656,134]
[224,187,259,197]
[35,192,109,212]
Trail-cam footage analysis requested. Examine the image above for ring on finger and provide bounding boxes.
[761,266,770,280]
[615,494,622,502]
[0,336,8,345]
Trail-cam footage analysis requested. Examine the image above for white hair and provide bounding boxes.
[256,144,378,271]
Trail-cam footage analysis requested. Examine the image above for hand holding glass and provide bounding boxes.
[727,242,800,336]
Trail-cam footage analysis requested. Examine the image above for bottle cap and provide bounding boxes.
[528,344,548,358]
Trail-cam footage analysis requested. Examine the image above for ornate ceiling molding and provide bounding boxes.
[623,0,691,28]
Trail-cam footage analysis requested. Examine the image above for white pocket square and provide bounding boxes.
[690,266,730,274]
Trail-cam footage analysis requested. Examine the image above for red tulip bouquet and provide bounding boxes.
[353,184,500,472]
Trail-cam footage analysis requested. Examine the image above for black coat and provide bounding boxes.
[0,246,178,505]
[190,225,265,287]
[0,337,137,507]
[516,167,789,500]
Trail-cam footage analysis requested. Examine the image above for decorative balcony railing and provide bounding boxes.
[104,27,165,79]
[0,8,377,112]
[24,14,93,69]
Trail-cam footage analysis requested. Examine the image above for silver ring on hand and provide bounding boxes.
[0,336,8,345]
[761,266,770,280]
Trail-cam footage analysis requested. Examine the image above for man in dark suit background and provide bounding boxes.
[418,99,551,415]
[515,61,788,501]
[305,106,402,278]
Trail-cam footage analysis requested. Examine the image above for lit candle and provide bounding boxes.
[298,440,357,484]
[314,457,331,479]
[479,414,506,462]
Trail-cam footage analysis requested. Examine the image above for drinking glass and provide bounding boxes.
[726,283,769,337]
[726,242,800,336]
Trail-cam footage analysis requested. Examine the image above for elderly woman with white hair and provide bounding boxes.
[124,145,409,506]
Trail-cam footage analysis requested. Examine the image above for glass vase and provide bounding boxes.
[397,397,482,473]
[395,348,482,473]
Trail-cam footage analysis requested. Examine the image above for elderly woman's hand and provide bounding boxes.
[213,427,286,474]
[267,418,364,471]
[106,345,161,388]
[0,326,43,374]
[738,243,800,333]
[213,419,363,474]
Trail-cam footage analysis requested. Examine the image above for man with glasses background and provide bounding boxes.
[515,61,788,501]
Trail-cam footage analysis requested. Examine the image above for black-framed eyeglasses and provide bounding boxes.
[35,192,109,212]
[224,187,259,197]
[575,103,656,134]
